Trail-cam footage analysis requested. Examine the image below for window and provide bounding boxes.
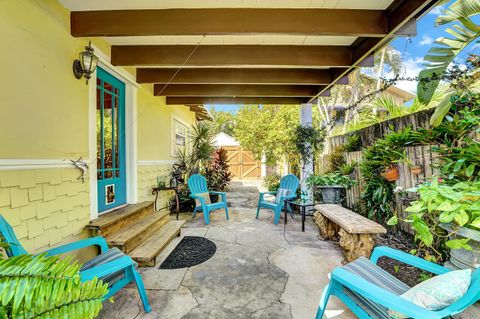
[172,119,189,156]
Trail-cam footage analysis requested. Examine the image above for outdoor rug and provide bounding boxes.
[159,236,216,269]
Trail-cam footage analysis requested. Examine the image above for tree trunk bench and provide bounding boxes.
[314,204,387,263]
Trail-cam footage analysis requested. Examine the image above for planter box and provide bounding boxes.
[317,186,344,204]
[440,223,480,269]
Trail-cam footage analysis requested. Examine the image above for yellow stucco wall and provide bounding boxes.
[0,0,197,257]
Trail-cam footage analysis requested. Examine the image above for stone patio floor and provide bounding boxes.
[98,208,480,319]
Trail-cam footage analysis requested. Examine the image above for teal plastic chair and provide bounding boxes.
[188,174,228,225]
[256,174,299,224]
[316,246,480,319]
[0,215,151,313]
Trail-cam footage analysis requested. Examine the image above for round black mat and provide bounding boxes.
[159,236,216,269]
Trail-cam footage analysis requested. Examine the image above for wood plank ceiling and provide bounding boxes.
[62,0,442,117]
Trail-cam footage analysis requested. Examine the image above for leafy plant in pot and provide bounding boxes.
[307,173,355,204]
[205,148,232,202]
[390,179,480,268]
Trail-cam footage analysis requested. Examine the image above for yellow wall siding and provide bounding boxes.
[0,168,91,256]
[0,0,197,258]
[137,85,196,161]
[137,164,173,206]
[0,0,96,158]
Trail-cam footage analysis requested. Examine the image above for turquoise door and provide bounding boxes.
[96,68,126,213]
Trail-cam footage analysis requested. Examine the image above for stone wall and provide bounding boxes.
[0,168,90,254]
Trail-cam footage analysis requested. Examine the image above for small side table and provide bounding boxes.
[284,200,316,232]
[152,187,180,220]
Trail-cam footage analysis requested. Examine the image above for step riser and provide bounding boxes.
[95,205,154,238]
[133,227,181,267]
[110,213,170,253]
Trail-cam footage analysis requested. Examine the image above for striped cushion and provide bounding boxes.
[80,247,135,287]
[341,257,410,319]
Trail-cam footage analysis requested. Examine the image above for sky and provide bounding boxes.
[209,1,479,113]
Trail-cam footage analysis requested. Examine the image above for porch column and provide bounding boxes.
[261,153,267,178]
[300,103,314,200]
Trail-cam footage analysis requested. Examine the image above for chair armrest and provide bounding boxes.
[80,255,133,282]
[331,268,441,319]
[209,191,226,195]
[42,236,109,256]
[370,246,449,275]
[259,191,277,201]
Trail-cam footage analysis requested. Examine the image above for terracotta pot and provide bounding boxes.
[382,165,399,182]
[410,165,422,175]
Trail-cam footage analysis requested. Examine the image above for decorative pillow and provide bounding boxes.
[194,192,211,206]
[275,188,291,204]
[388,269,471,319]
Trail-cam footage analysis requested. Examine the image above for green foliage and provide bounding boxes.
[234,105,300,162]
[210,109,236,136]
[399,180,480,256]
[0,254,108,319]
[343,135,362,152]
[189,121,215,168]
[418,0,480,105]
[339,162,356,176]
[263,174,281,192]
[205,148,232,192]
[306,173,355,188]
[293,125,325,165]
[325,145,346,173]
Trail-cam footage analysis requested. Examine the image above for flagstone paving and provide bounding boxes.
[98,208,480,319]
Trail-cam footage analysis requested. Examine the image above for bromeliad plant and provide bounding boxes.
[390,179,480,259]
[0,253,108,319]
[306,173,355,188]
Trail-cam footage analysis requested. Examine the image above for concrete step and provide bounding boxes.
[130,220,186,267]
[86,201,154,238]
[106,210,170,253]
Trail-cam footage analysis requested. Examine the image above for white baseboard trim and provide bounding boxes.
[137,160,176,166]
[0,159,75,170]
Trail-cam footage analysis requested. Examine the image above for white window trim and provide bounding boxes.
[88,46,139,221]
[171,115,191,158]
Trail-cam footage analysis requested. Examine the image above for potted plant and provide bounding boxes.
[205,148,233,202]
[410,164,423,175]
[382,164,400,181]
[307,173,355,204]
[392,179,480,268]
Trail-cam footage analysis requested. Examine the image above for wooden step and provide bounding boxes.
[106,210,170,253]
[86,202,154,238]
[130,220,185,267]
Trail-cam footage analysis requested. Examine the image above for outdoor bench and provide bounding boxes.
[314,204,387,263]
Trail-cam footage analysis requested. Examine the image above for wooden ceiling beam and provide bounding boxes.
[112,45,352,67]
[71,9,387,37]
[155,84,323,97]
[167,97,308,105]
[137,68,346,85]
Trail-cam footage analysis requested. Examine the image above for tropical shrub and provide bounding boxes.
[205,148,233,191]
[0,253,108,319]
[263,174,281,192]
[391,179,480,259]
[343,134,362,152]
[306,173,355,188]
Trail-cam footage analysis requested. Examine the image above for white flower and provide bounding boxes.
[393,186,403,193]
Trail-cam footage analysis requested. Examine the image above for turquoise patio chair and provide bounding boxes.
[256,174,299,225]
[0,215,151,313]
[188,174,228,225]
[316,246,480,319]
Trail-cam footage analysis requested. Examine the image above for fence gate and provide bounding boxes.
[223,146,261,180]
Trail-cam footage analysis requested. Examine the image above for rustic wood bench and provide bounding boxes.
[313,204,387,263]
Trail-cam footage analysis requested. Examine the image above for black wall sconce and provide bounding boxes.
[73,41,98,84]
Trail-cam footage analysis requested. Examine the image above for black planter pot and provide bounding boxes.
[318,185,345,204]
[209,194,219,203]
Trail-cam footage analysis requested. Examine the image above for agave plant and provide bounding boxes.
[417,0,480,125]
[0,254,108,319]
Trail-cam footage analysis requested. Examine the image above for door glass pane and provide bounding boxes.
[96,79,103,180]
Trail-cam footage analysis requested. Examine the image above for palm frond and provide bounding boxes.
[436,0,480,26]
[0,254,108,319]
[417,21,480,104]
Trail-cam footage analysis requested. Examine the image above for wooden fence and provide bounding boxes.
[320,110,440,235]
